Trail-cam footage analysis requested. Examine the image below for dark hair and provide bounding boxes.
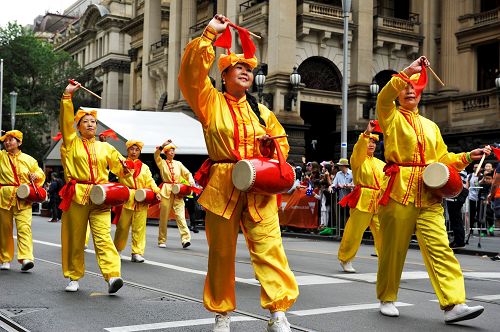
[484,171,493,178]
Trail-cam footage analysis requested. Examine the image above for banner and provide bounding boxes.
[279,187,318,229]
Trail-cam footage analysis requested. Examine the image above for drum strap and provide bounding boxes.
[7,155,20,186]
[379,162,427,206]
[82,140,96,184]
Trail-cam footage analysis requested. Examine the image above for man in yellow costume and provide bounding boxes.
[376,56,490,323]
[59,81,130,293]
[337,121,384,273]
[178,14,298,332]
[155,140,194,249]
[114,140,161,262]
[0,130,45,272]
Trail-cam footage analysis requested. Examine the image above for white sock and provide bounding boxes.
[271,311,285,319]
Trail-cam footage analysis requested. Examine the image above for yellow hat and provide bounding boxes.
[162,143,176,152]
[369,134,379,142]
[409,73,420,82]
[336,158,349,166]
[0,130,23,142]
[126,140,144,150]
[218,53,258,72]
[75,109,97,125]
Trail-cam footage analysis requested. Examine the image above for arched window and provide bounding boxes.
[297,56,342,92]
[373,69,398,90]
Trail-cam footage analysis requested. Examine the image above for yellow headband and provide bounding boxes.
[409,73,420,83]
[162,143,176,152]
[75,109,97,125]
[126,140,144,151]
[0,130,23,142]
[218,53,258,72]
[369,134,379,142]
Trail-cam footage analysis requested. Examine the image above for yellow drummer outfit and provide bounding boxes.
[59,93,128,290]
[154,143,193,248]
[337,132,384,271]
[0,130,45,271]
[114,140,160,259]
[376,73,471,310]
[178,25,298,315]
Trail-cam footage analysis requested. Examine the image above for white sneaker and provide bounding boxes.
[444,303,484,324]
[158,243,166,248]
[213,314,230,332]
[108,277,124,294]
[380,301,399,317]
[131,254,145,263]
[21,259,34,272]
[65,280,79,292]
[340,260,356,273]
[0,262,11,270]
[267,316,291,332]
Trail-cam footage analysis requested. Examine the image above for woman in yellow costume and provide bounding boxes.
[178,14,298,332]
[114,140,160,262]
[0,130,45,272]
[337,121,384,273]
[59,81,130,293]
[376,56,490,323]
[155,140,194,249]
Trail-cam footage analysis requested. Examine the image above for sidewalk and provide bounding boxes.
[280,229,500,257]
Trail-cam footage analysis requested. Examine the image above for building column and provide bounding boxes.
[141,0,161,110]
[351,0,373,85]
[107,71,120,109]
[440,0,460,93]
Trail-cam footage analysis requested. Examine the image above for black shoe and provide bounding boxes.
[182,241,191,249]
[192,228,199,233]
[450,242,465,249]
[490,255,500,261]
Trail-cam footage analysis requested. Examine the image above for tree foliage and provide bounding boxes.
[0,22,84,161]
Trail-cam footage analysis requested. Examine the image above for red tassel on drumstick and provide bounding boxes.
[68,79,102,100]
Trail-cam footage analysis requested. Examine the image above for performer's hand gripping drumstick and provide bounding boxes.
[28,173,40,196]
[470,145,492,176]
[68,79,102,100]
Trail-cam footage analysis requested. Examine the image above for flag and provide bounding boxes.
[492,146,500,160]
[99,129,118,140]
[52,132,62,141]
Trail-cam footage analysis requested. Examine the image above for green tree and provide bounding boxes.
[0,22,84,161]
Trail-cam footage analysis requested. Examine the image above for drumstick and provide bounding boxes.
[259,134,288,140]
[474,154,486,176]
[227,22,261,39]
[29,178,40,197]
[426,66,445,86]
[68,79,102,100]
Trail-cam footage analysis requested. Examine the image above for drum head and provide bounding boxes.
[232,160,255,192]
[135,189,146,202]
[16,184,30,199]
[172,184,181,195]
[423,162,449,189]
[90,185,106,205]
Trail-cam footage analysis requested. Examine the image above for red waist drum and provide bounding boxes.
[422,162,462,198]
[90,183,130,206]
[231,158,295,195]
[172,184,192,196]
[134,188,159,205]
[16,184,47,203]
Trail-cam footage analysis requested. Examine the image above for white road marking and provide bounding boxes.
[334,271,500,283]
[104,316,256,332]
[473,294,500,301]
[289,302,413,316]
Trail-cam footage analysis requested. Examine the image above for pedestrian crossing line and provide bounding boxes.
[473,294,500,301]
[333,271,500,283]
[104,316,256,332]
[288,302,413,316]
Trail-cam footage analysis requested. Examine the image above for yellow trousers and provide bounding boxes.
[158,196,190,245]
[204,195,298,313]
[0,206,33,263]
[114,208,148,255]
[61,201,121,281]
[85,223,90,246]
[338,208,380,263]
[376,199,465,309]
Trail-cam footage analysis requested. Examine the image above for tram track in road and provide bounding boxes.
[34,258,316,332]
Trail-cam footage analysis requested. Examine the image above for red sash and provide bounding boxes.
[378,162,427,206]
[58,180,96,211]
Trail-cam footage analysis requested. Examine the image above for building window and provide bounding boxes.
[480,0,500,12]
[477,42,499,90]
[297,56,342,92]
[375,0,410,20]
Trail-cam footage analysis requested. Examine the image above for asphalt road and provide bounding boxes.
[0,216,499,332]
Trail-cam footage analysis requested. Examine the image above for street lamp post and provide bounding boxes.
[10,91,17,130]
[341,0,351,159]
[369,80,380,118]
[254,68,266,103]
[289,66,301,107]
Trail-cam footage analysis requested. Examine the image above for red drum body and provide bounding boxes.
[232,158,295,195]
[90,183,130,206]
[16,184,47,203]
[135,188,159,204]
[172,184,192,196]
[422,162,463,198]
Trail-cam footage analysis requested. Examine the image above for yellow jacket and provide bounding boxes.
[350,134,386,213]
[60,94,129,205]
[0,150,45,210]
[119,159,160,211]
[376,75,469,207]
[154,151,193,200]
[178,27,289,222]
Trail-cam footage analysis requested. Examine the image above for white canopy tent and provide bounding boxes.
[44,109,207,166]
